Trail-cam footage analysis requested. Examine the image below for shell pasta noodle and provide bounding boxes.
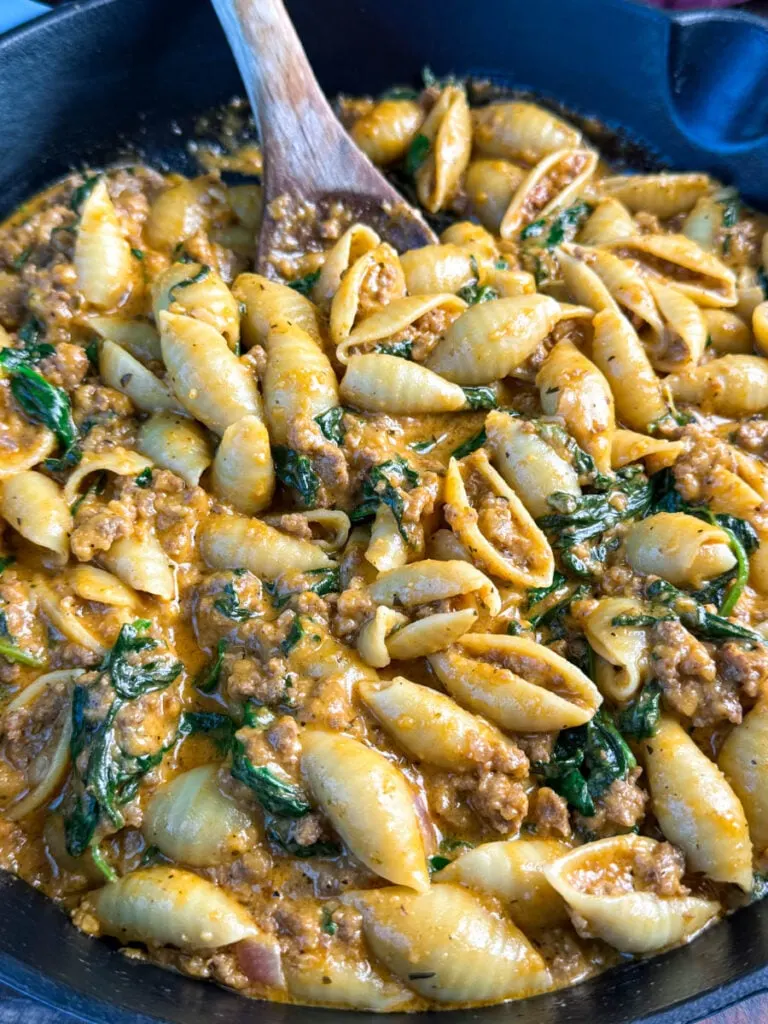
[3,79,768,1018]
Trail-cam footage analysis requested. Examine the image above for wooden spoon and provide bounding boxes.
[210,0,437,279]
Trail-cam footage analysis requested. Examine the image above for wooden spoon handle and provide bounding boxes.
[210,0,355,189]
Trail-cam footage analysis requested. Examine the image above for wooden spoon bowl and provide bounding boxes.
[211,0,437,278]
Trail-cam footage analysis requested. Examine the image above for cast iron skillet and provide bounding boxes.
[1,0,768,1020]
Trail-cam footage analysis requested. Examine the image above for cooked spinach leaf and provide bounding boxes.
[6,363,80,467]
[405,133,430,176]
[214,577,257,622]
[231,747,310,817]
[280,615,305,655]
[350,456,419,540]
[428,855,451,873]
[178,710,237,753]
[265,568,341,610]
[520,200,593,249]
[617,681,662,739]
[70,175,101,213]
[135,467,152,488]
[168,264,210,302]
[457,283,499,305]
[65,623,181,857]
[646,578,764,645]
[527,571,567,609]
[288,269,320,296]
[536,422,610,487]
[462,386,497,410]
[272,446,320,507]
[529,583,590,630]
[0,557,15,575]
[451,428,487,460]
[314,406,346,445]
[0,638,45,667]
[375,338,413,359]
[538,468,652,577]
[194,639,227,694]
[533,710,636,816]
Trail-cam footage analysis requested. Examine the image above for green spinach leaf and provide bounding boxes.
[617,681,662,739]
[314,406,346,445]
[350,456,419,540]
[272,446,320,507]
[288,269,320,296]
[194,639,227,694]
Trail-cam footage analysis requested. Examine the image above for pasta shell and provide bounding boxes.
[137,413,213,487]
[212,415,275,515]
[300,730,429,891]
[704,310,752,355]
[92,866,261,948]
[342,884,550,1003]
[444,451,554,586]
[357,606,410,668]
[101,532,175,601]
[70,565,137,609]
[0,416,56,480]
[545,835,719,953]
[63,447,152,505]
[153,262,240,349]
[753,301,768,358]
[624,512,736,588]
[645,279,708,372]
[682,195,724,253]
[385,608,478,660]
[264,326,339,443]
[465,159,527,234]
[143,765,256,867]
[365,505,408,572]
[399,243,476,296]
[263,509,350,553]
[537,339,615,475]
[284,957,413,1011]
[145,177,212,251]
[370,559,501,616]
[34,579,105,654]
[610,429,684,472]
[415,86,472,213]
[440,221,499,273]
[425,294,561,384]
[234,273,322,348]
[472,102,581,164]
[359,676,520,771]
[429,633,601,732]
[667,354,768,416]
[159,312,263,434]
[340,354,466,413]
[605,234,737,308]
[0,471,71,560]
[337,293,465,364]
[583,597,651,701]
[577,197,636,246]
[719,698,768,860]
[600,173,711,218]
[85,316,161,363]
[100,340,182,414]
[313,223,380,306]
[3,669,82,820]
[74,179,133,310]
[485,411,581,519]
[227,183,263,230]
[591,309,667,432]
[559,243,664,335]
[434,838,570,931]
[330,243,407,349]
[200,512,331,578]
[642,716,753,891]
[500,148,597,240]
[350,98,424,166]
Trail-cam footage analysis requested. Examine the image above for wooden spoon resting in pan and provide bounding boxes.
[210,0,437,278]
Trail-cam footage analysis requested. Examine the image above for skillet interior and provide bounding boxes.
[0,0,767,1021]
